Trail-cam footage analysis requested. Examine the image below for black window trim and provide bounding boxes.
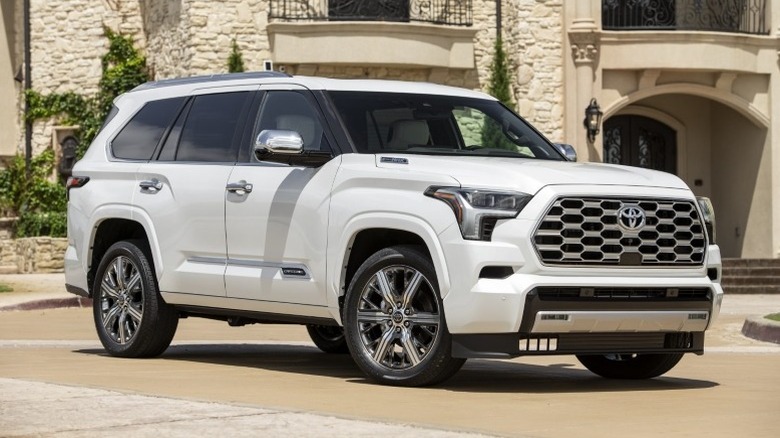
[157,90,255,165]
[153,96,193,161]
[317,90,359,154]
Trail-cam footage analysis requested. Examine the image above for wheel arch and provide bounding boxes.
[86,206,162,296]
[328,213,452,317]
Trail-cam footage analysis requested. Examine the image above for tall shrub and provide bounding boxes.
[0,150,67,237]
[481,37,516,150]
[228,39,246,73]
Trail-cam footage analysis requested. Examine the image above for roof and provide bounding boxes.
[127,72,495,101]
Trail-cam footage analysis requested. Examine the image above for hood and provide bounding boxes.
[375,154,690,194]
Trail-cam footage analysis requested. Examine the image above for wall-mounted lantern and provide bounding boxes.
[583,98,603,143]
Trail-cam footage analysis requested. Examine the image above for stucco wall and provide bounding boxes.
[624,94,714,197]
[610,92,773,258]
[712,103,773,258]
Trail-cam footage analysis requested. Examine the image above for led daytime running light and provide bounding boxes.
[425,186,532,241]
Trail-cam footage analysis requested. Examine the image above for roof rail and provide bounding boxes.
[132,71,292,91]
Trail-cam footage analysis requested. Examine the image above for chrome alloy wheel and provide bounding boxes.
[356,265,440,370]
[99,255,143,344]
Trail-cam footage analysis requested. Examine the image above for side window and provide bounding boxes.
[176,92,250,162]
[111,97,185,160]
[254,91,331,154]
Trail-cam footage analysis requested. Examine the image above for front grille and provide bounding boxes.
[536,287,711,301]
[533,197,706,266]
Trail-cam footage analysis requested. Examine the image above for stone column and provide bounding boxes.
[0,2,18,157]
[772,26,780,257]
[567,1,600,161]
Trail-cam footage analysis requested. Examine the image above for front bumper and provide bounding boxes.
[437,185,723,357]
[451,332,705,359]
[440,219,723,335]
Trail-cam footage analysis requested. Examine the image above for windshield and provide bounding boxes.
[328,91,564,160]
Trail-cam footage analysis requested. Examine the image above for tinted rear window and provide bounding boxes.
[111,97,185,160]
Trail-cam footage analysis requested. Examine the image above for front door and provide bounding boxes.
[224,90,340,306]
[603,115,677,174]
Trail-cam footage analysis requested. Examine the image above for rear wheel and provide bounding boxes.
[306,324,349,354]
[343,245,465,386]
[576,353,684,379]
[93,240,178,358]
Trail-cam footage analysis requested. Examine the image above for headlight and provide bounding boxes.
[425,186,532,240]
[696,196,716,244]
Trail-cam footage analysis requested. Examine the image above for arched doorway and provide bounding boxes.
[602,115,677,174]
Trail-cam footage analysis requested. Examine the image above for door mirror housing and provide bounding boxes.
[554,143,577,161]
[255,130,304,155]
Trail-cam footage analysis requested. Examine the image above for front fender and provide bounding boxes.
[326,212,453,321]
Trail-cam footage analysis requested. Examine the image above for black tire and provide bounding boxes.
[92,240,178,358]
[343,245,465,386]
[306,324,349,354]
[576,353,684,379]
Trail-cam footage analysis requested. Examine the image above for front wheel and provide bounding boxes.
[343,245,465,386]
[576,353,684,379]
[92,240,178,358]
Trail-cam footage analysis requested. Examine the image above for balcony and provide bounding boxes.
[267,0,477,70]
[269,0,473,27]
[602,0,769,35]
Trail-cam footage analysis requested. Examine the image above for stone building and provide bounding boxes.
[0,0,779,259]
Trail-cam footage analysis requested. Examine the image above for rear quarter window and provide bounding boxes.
[111,97,186,160]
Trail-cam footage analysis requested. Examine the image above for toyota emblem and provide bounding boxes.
[618,206,646,231]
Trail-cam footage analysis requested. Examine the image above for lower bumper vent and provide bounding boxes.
[519,337,558,352]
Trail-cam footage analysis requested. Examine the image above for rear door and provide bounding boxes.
[134,88,254,296]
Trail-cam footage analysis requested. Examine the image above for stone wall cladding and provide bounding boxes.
[21,0,565,154]
[29,0,142,96]
[504,0,564,142]
[25,0,145,156]
[142,0,191,79]
[0,237,67,274]
[185,0,273,75]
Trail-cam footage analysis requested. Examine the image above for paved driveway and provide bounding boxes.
[0,292,778,437]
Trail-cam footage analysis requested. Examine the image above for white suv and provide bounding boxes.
[65,72,722,386]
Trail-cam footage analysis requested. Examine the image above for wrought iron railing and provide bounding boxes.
[602,0,768,35]
[269,0,473,26]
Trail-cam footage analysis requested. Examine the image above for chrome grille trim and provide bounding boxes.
[533,197,706,266]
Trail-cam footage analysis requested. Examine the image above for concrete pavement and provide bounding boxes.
[1,273,780,436]
[0,378,488,438]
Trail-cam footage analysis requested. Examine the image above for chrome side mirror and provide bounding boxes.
[255,130,304,155]
[554,143,577,161]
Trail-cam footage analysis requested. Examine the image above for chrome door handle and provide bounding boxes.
[226,181,253,195]
[139,179,163,193]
